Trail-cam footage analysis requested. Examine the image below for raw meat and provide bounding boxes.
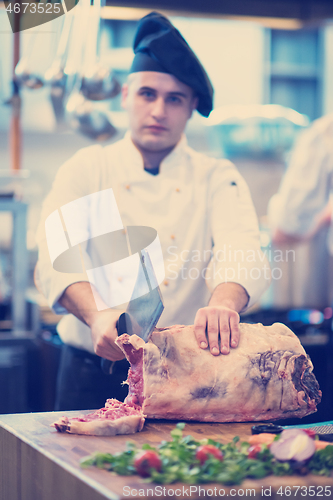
[52,398,145,436]
[115,323,321,423]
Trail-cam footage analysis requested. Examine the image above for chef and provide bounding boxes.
[36,12,270,410]
[268,113,333,247]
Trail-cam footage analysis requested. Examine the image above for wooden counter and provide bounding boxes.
[0,411,332,500]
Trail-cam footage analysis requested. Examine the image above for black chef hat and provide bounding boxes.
[130,12,214,117]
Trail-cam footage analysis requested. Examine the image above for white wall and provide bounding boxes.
[172,18,266,108]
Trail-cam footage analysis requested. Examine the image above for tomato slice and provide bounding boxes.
[247,444,262,459]
[303,428,316,439]
[134,450,162,478]
[195,444,224,465]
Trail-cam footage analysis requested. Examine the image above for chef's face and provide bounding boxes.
[122,72,198,153]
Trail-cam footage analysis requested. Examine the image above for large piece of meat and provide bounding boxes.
[116,322,321,423]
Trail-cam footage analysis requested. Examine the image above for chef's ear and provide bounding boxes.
[121,83,129,110]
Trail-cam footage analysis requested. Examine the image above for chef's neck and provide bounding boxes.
[132,139,175,173]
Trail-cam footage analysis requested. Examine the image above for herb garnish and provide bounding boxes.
[80,423,333,485]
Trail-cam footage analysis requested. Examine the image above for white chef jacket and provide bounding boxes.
[36,131,270,353]
[268,113,333,251]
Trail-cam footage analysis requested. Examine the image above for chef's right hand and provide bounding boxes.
[89,310,125,361]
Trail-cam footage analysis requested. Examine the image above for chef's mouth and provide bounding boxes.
[145,125,168,132]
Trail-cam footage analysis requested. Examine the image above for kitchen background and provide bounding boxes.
[0,3,332,423]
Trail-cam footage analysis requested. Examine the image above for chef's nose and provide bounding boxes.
[151,97,167,120]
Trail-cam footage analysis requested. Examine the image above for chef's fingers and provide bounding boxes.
[219,312,231,355]
[95,334,125,361]
[91,309,125,360]
[229,311,240,349]
[100,346,124,361]
[193,308,208,350]
[110,342,126,361]
[206,308,220,355]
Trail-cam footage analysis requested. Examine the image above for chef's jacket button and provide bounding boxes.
[125,184,130,190]
[163,280,169,286]
[170,234,175,240]
[175,187,180,192]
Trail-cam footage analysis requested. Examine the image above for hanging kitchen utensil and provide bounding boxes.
[66,92,117,141]
[63,0,90,92]
[15,25,44,89]
[65,0,117,141]
[81,65,121,101]
[44,12,74,123]
[80,0,121,101]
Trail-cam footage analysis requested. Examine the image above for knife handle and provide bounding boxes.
[100,313,128,375]
[117,312,128,335]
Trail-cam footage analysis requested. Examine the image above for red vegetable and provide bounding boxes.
[195,444,224,464]
[303,428,316,439]
[134,450,162,477]
[248,444,262,459]
[270,429,316,462]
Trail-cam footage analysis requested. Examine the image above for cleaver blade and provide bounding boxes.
[117,249,164,342]
[101,249,164,374]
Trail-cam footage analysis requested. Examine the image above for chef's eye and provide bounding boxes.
[139,90,156,99]
[167,95,182,104]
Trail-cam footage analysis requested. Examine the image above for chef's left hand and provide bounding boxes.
[194,305,240,355]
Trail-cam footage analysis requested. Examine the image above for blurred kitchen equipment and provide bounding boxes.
[44,13,74,123]
[205,104,310,159]
[65,0,118,140]
[0,169,30,198]
[14,26,44,90]
[80,0,121,101]
[81,65,121,101]
[63,0,90,94]
[66,92,117,141]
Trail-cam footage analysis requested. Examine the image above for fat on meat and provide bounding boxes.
[52,398,145,435]
[115,323,321,423]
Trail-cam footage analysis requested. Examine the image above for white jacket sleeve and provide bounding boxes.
[205,162,271,310]
[35,145,103,314]
[268,121,333,236]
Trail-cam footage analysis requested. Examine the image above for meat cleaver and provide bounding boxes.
[101,249,164,374]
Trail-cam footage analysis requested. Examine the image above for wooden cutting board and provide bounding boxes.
[0,411,332,500]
